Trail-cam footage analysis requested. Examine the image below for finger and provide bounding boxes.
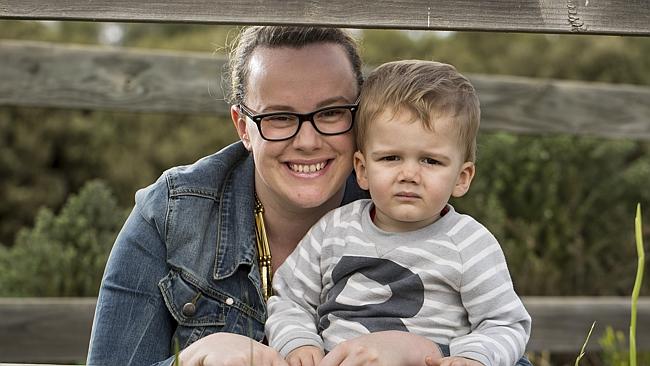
[251,349,278,366]
[291,355,310,366]
[312,351,324,365]
[265,349,289,366]
[425,355,442,366]
[333,352,366,366]
[215,355,249,366]
[319,346,347,366]
[274,357,291,366]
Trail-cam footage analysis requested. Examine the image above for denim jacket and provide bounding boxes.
[86,141,367,365]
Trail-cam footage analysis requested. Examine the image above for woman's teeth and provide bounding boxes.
[290,162,326,173]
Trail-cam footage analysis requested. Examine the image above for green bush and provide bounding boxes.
[0,107,236,246]
[0,180,128,296]
[453,133,650,296]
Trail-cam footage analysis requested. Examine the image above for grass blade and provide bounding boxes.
[575,321,596,366]
[630,204,645,366]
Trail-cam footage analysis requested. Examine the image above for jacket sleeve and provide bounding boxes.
[87,176,177,366]
[265,220,328,357]
[450,228,531,366]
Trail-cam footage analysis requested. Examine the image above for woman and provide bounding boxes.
[87,26,443,366]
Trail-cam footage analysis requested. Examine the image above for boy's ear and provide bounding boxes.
[231,105,252,151]
[452,162,475,198]
[353,151,370,190]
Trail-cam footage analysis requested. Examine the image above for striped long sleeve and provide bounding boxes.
[265,199,531,365]
[265,217,329,357]
[446,215,531,366]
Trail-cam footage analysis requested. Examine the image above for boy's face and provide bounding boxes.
[354,108,475,232]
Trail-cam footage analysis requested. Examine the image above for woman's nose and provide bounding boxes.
[291,120,322,150]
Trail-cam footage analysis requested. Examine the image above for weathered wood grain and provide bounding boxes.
[0,297,648,362]
[471,75,650,140]
[0,298,96,363]
[524,296,650,353]
[1,0,649,36]
[0,40,228,115]
[2,40,650,140]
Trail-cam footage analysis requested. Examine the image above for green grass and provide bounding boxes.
[630,204,645,366]
[575,321,596,366]
[575,204,645,366]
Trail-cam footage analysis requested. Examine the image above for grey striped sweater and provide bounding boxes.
[266,199,531,366]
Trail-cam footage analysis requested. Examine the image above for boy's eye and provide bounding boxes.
[381,155,399,161]
[423,157,440,165]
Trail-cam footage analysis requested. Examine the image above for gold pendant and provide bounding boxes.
[254,195,273,300]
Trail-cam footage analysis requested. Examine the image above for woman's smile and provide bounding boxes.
[288,160,329,174]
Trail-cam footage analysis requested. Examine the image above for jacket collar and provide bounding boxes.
[213,152,258,283]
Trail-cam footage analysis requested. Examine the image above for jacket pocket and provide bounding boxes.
[159,269,264,348]
[160,270,227,326]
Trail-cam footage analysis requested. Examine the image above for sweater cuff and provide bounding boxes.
[454,351,491,366]
[278,336,324,358]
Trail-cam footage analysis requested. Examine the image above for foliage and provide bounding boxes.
[0,107,237,246]
[571,208,646,366]
[0,180,128,296]
[361,30,650,85]
[597,326,650,366]
[453,133,650,295]
[599,327,629,366]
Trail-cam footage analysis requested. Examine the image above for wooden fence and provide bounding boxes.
[2,40,649,140]
[1,0,649,363]
[2,0,649,36]
[0,297,649,363]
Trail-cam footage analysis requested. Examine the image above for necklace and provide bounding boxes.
[254,194,273,301]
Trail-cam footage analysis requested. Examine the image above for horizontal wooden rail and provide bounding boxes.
[0,40,226,115]
[0,297,649,363]
[1,0,649,36]
[0,298,95,364]
[2,40,650,140]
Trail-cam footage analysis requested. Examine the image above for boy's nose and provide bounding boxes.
[398,162,420,183]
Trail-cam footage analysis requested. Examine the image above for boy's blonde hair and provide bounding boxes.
[355,60,480,162]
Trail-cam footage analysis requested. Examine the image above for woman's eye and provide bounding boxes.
[320,109,344,118]
[266,115,293,122]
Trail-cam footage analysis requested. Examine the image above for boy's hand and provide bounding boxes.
[425,355,485,366]
[286,345,324,366]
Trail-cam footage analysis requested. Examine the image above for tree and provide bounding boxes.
[0,180,128,296]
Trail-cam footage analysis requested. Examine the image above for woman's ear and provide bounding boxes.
[452,162,475,198]
[353,151,370,190]
[231,105,252,150]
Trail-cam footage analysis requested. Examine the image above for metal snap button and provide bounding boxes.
[182,302,196,317]
[225,297,234,305]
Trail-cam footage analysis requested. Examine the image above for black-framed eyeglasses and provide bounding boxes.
[238,98,359,141]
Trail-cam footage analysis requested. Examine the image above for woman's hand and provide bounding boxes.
[319,331,442,366]
[179,332,289,366]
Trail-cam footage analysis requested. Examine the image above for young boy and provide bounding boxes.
[265,60,531,366]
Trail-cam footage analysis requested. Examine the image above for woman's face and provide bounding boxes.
[232,43,358,212]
